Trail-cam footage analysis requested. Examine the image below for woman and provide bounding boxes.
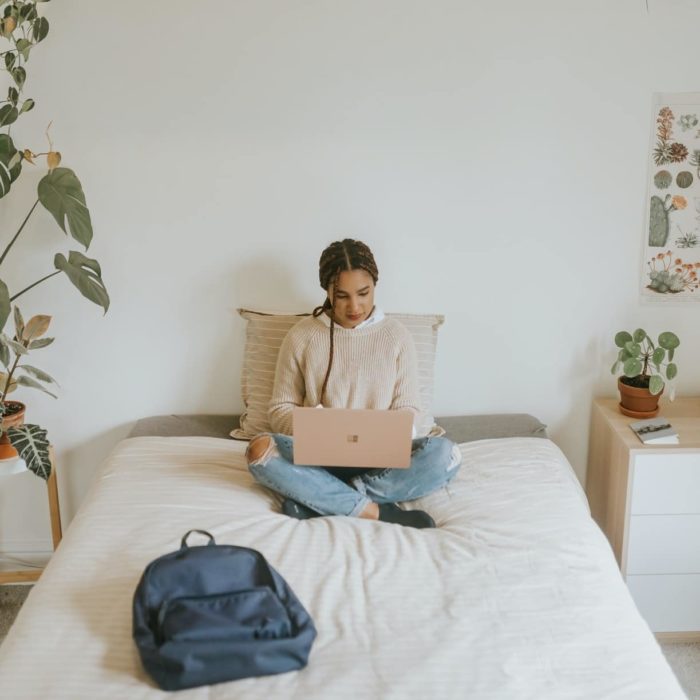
[246,239,461,528]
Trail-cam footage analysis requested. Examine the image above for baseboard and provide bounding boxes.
[656,631,700,643]
[0,538,53,555]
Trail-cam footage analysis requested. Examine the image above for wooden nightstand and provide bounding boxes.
[0,449,62,584]
[587,397,700,640]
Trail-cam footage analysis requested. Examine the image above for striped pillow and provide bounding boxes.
[231,309,445,440]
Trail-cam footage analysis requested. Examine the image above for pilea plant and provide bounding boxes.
[611,329,680,396]
[0,1,109,480]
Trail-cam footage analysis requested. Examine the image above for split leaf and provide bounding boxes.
[54,251,109,312]
[37,167,93,248]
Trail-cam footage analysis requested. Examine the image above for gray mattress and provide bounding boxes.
[129,413,547,443]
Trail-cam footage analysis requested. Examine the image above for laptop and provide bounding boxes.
[292,408,413,468]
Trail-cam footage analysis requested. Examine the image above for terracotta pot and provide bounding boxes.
[617,378,663,418]
[0,401,25,461]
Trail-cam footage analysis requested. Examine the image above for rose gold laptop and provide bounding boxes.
[292,408,413,468]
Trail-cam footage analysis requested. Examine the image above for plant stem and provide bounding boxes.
[10,270,60,302]
[0,198,39,267]
[0,349,21,404]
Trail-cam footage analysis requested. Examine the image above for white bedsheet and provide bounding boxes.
[0,436,686,699]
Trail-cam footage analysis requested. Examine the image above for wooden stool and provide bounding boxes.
[0,449,63,584]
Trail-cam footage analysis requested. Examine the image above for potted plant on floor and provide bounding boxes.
[611,328,679,418]
[0,2,109,480]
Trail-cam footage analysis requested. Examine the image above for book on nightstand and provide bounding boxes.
[628,416,679,444]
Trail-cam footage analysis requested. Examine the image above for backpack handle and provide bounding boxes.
[181,530,215,548]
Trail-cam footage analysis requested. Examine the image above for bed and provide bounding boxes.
[0,414,686,699]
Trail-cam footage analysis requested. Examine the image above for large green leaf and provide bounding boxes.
[11,66,25,90]
[7,424,50,480]
[0,279,9,333]
[16,374,57,398]
[54,251,110,312]
[658,331,680,350]
[28,336,54,349]
[623,357,642,377]
[651,346,665,367]
[0,133,22,199]
[37,168,93,248]
[13,305,24,340]
[0,104,18,127]
[649,375,664,395]
[0,335,9,368]
[19,364,57,385]
[32,16,49,42]
[15,37,31,61]
[624,341,641,357]
[0,333,27,355]
[614,331,633,348]
[19,4,37,22]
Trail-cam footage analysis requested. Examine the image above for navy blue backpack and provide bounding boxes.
[133,530,317,690]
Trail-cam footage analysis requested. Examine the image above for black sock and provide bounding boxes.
[378,503,435,529]
[281,498,322,520]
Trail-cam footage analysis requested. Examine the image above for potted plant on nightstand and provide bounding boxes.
[611,328,679,418]
[0,2,109,480]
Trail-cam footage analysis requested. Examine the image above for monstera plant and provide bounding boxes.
[0,1,109,480]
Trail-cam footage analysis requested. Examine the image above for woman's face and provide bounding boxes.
[327,269,375,328]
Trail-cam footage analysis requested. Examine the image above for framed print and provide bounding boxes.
[642,92,700,300]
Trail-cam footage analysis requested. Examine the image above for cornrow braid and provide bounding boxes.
[312,239,379,405]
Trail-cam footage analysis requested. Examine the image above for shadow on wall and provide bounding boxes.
[197,255,320,414]
[546,336,612,486]
[59,421,134,524]
[232,255,318,313]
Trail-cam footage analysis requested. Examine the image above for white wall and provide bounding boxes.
[2,0,700,555]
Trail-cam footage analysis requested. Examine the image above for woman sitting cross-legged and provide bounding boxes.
[246,238,462,529]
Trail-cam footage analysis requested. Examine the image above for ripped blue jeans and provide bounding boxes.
[246,434,462,517]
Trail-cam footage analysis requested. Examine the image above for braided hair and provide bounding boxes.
[312,239,379,405]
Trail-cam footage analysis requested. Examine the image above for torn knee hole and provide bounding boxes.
[246,435,277,466]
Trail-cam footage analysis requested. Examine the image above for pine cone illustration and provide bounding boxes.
[669,143,689,162]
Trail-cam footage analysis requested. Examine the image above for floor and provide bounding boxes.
[0,584,31,641]
[662,642,700,699]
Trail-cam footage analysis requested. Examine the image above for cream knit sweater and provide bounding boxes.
[269,314,421,435]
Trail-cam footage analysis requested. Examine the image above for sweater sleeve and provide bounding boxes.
[390,325,422,416]
[268,329,305,435]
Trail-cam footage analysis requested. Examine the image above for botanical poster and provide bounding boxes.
[642,92,700,300]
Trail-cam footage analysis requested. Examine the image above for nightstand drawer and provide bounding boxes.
[626,514,700,574]
[626,574,700,632]
[631,453,700,514]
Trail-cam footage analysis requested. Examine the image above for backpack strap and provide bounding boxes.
[180,530,215,548]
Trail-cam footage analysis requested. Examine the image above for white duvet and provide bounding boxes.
[0,436,686,699]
